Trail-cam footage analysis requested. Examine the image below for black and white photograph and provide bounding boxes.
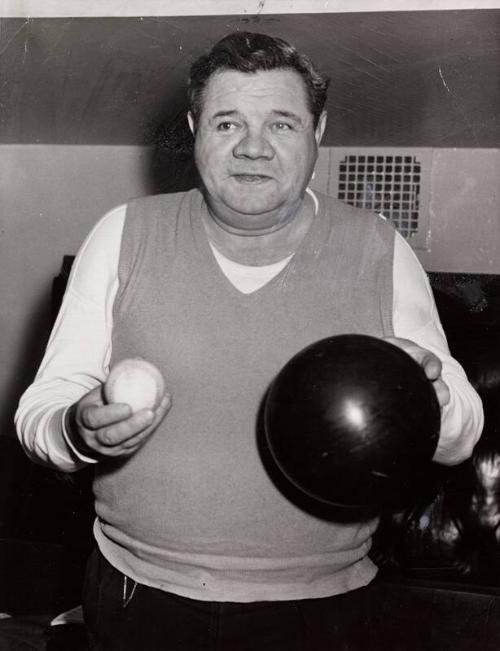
[0,1,499,649]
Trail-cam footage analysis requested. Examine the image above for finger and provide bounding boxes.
[401,343,439,373]
[88,393,172,456]
[121,426,157,450]
[120,394,172,448]
[419,353,442,382]
[155,393,172,419]
[433,378,451,408]
[80,403,132,430]
[117,394,171,450]
[95,409,155,447]
[387,338,442,381]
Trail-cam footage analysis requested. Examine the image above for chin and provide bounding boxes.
[224,214,279,233]
[231,203,277,218]
[223,196,280,218]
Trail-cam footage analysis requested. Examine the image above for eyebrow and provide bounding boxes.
[271,110,304,126]
[209,109,305,126]
[211,110,238,120]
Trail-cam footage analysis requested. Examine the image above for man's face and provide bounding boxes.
[188,69,326,233]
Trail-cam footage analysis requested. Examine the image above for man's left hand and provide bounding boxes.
[384,337,450,409]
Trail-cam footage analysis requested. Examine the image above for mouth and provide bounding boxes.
[232,174,272,184]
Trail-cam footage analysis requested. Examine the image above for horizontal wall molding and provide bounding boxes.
[2,1,500,18]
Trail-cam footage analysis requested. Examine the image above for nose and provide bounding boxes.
[233,128,274,160]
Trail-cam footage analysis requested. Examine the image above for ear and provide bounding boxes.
[314,111,327,147]
[187,111,195,136]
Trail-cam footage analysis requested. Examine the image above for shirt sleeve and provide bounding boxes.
[392,231,484,465]
[14,205,126,472]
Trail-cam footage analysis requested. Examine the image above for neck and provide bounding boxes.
[201,195,316,266]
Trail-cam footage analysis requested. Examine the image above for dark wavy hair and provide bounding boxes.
[188,32,329,128]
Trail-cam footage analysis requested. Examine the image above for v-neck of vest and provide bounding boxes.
[190,190,327,300]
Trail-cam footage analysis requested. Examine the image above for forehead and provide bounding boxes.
[200,69,311,118]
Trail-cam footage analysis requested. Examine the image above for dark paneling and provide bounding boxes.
[1,10,499,147]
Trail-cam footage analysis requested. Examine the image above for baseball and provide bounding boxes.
[104,358,165,413]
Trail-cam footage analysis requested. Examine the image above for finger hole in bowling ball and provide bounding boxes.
[263,335,441,519]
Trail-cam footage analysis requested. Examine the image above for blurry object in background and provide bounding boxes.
[373,281,500,584]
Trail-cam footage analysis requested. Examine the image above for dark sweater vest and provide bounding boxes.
[93,188,395,602]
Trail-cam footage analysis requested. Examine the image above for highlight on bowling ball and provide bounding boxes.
[264,334,441,517]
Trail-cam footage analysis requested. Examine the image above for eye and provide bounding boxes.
[272,122,293,132]
[216,121,238,132]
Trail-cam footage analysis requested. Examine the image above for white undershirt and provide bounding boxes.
[209,243,294,293]
[15,192,483,470]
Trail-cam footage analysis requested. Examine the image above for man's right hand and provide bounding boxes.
[65,385,171,460]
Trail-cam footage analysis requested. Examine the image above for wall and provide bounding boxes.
[0,145,152,435]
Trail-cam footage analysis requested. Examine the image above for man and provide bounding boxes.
[16,32,482,650]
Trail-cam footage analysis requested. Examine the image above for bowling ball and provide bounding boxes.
[264,334,441,517]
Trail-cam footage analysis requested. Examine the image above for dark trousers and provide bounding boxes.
[82,548,384,651]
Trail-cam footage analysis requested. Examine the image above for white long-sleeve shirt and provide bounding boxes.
[15,195,483,471]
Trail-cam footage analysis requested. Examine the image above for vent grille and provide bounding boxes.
[337,154,422,239]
